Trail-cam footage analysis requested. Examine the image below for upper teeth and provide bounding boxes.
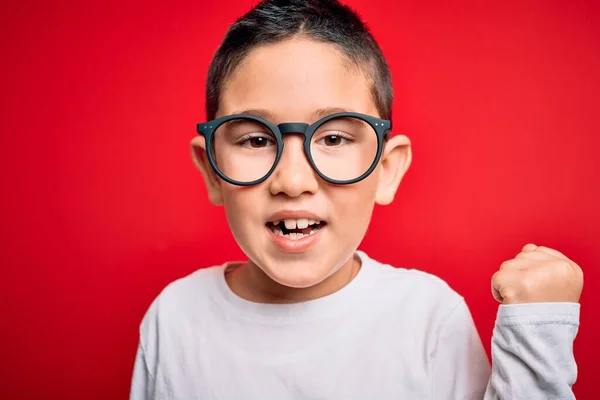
[273,219,322,229]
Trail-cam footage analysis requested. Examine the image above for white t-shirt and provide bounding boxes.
[130,251,580,399]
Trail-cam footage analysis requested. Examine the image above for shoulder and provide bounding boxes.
[359,251,466,324]
[137,265,225,341]
[362,252,463,302]
[156,266,221,308]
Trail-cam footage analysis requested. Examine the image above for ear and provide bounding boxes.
[190,136,224,206]
[375,134,412,205]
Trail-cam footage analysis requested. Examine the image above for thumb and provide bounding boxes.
[522,243,538,253]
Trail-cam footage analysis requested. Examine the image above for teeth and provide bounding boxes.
[288,232,308,240]
[283,219,297,229]
[296,218,309,229]
[278,218,323,229]
[271,225,321,240]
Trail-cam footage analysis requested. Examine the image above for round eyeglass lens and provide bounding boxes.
[211,118,278,183]
[309,116,379,182]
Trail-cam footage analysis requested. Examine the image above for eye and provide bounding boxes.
[238,135,276,149]
[316,133,352,147]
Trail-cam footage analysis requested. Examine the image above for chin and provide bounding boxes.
[260,258,335,289]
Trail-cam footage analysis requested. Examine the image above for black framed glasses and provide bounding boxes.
[196,112,391,186]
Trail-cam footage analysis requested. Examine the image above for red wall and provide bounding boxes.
[1,0,598,398]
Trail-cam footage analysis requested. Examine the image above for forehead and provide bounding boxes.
[218,38,378,123]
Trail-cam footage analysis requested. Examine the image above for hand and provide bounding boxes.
[492,244,584,304]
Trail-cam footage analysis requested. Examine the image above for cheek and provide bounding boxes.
[331,181,378,225]
[221,188,261,234]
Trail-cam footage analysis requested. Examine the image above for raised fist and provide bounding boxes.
[492,244,583,304]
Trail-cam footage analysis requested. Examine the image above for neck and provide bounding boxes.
[226,254,361,304]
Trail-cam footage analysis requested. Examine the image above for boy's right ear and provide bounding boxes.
[190,136,224,206]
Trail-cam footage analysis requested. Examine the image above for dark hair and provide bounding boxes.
[205,0,393,121]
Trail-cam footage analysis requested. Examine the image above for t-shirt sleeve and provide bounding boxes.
[431,300,580,400]
[130,299,159,400]
[484,302,580,400]
[431,300,492,399]
[130,342,155,400]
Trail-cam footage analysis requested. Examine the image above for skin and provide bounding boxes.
[492,244,583,304]
[191,37,583,306]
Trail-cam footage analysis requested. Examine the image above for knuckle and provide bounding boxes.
[515,252,532,260]
[569,263,584,282]
[492,270,505,284]
[552,260,573,274]
[499,260,513,270]
[491,270,500,281]
[502,285,519,302]
[538,246,557,255]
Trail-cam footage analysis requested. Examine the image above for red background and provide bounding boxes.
[1,0,599,398]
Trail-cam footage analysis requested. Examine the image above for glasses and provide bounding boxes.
[196,112,391,186]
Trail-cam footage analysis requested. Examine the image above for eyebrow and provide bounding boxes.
[312,107,356,121]
[230,107,357,124]
[232,109,274,121]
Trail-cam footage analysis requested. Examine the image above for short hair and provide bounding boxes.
[205,0,393,121]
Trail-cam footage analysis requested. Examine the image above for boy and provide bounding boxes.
[130,0,583,398]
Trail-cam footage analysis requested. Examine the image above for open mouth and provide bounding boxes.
[266,219,327,240]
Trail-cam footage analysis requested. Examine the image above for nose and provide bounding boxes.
[268,135,319,197]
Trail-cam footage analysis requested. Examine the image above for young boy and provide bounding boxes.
[130,0,583,398]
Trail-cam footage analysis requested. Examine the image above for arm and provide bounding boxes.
[130,342,156,400]
[485,243,583,399]
[130,298,159,400]
[433,243,583,399]
[430,300,491,399]
[485,302,579,400]
[431,301,580,400]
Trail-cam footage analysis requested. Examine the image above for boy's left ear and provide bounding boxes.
[375,134,412,205]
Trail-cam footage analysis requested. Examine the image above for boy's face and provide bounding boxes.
[192,38,411,289]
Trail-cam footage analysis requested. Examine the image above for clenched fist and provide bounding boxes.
[492,244,584,304]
